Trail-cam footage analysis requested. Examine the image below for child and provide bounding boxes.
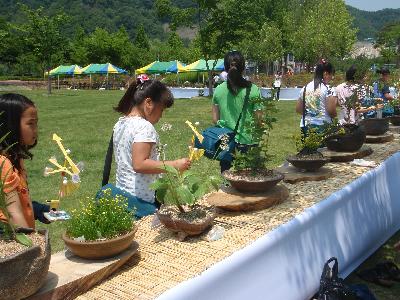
[113,76,190,205]
[296,59,337,133]
[0,93,49,229]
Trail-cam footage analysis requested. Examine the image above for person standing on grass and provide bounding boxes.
[296,59,337,133]
[112,75,191,207]
[0,93,50,229]
[212,50,263,172]
[273,71,282,100]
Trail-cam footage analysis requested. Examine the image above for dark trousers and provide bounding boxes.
[274,86,281,100]
[220,143,255,173]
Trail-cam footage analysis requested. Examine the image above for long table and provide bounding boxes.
[157,152,400,300]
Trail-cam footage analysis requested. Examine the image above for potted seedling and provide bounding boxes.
[287,128,329,172]
[150,137,219,237]
[62,189,137,259]
[0,163,51,300]
[222,96,284,193]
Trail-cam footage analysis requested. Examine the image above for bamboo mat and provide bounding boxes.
[78,136,400,300]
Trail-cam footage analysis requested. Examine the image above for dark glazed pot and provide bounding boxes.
[286,154,329,172]
[359,118,389,136]
[0,229,51,300]
[326,124,366,152]
[390,115,400,126]
[223,170,284,193]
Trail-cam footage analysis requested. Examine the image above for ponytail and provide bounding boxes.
[314,58,335,90]
[114,76,174,115]
[224,51,251,95]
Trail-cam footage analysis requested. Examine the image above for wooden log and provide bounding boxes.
[206,185,289,212]
[319,145,373,162]
[277,165,333,184]
[27,241,139,300]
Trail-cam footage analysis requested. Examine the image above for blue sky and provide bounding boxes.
[345,0,400,11]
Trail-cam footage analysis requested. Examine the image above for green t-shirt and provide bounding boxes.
[212,82,262,144]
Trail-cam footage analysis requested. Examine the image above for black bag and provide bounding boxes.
[194,86,251,163]
[318,257,358,300]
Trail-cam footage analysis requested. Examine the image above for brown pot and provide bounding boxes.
[62,226,137,259]
[359,118,389,135]
[0,229,51,300]
[157,205,216,236]
[286,154,329,172]
[223,169,284,193]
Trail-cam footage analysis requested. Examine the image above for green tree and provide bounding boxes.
[293,0,357,67]
[134,24,150,50]
[18,5,68,93]
[375,22,400,67]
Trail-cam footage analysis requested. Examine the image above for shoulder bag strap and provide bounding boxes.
[233,86,251,134]
[101,133,114,186]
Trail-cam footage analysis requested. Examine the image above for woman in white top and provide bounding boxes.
[113,75,190,205]
[296,59,337,132]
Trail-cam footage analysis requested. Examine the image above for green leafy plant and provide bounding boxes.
[231,95,277,172]
[65,189,135,241]
[150,165,219,213]
[294,128,325,155]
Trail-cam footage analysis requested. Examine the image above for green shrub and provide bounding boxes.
[66,189,135,241]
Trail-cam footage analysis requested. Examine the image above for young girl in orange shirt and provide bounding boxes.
[0,93,48,229]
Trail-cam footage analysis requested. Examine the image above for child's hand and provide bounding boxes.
[174,158,191,171]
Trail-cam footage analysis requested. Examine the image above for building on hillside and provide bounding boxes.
[350,41,380,58]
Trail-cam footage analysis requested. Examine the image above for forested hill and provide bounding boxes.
[0,0,195,39]
[0,1,399,41]
[347,6,400,40]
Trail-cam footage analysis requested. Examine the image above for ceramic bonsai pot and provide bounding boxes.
[222,169,284,193]
[359,118,389,136]
[390,115,400,126]
[62,226,137,259]
[326,124,366,152]
[157,205,216,236]
[286,154,329,172]
[0,229,51,300]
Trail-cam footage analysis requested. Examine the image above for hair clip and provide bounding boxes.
[320,58,327,64]
[136,74,150,90]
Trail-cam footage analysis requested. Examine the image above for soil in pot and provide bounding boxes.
[287,151,329,172]
[0,229,51,300]
[157,205,216,236]
[326,124,365,152]
[359,118,389,136]
[62,226,137,260]
[223,169,284,193]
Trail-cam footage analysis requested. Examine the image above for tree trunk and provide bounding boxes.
[208,69,213,96]
[47,66,52,94]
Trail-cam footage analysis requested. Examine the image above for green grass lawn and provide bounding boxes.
[2,89,399,297]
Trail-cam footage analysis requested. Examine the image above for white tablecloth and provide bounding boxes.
[157,152,400,300]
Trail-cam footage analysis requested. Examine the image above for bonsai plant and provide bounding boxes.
[287,128,329,172]
[62,189,136,259]
[0,163,51,300]
[150,134,220,237]
[389,99,400,126]
[325,82,367,152]
[222,96,284,193]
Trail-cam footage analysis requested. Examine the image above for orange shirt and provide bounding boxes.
[0,156,35,229]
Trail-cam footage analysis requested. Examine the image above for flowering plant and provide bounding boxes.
[65,189,134,241]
